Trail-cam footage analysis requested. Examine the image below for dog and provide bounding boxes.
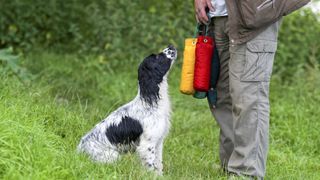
[77,45,177,175]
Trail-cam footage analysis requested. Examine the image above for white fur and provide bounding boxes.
[78,46,176,175]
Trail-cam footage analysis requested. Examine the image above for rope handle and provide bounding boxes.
[194,17,211,38]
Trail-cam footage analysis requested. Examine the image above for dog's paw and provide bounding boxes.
[156,170,163,176]
[145,162,163,176]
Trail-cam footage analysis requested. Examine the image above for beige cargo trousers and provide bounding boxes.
[208,17,281,179]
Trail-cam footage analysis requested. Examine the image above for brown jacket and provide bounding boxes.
[225,0,310,44]
[225,0,263,45]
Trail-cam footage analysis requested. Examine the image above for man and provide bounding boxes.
[194,0,281,179]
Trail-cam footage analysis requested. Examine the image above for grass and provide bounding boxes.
[0,51,319,179]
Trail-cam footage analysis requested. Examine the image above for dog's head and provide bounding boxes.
[138,45,177,106]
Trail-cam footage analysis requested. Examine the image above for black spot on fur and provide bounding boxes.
[106,116,143,145]
[138,53,171,106]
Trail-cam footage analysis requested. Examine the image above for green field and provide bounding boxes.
[0,51,319,179]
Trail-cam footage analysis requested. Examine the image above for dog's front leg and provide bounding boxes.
[154,139,164,175]
[137,139,160,174]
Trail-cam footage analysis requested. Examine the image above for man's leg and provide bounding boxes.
[209,16,234,169]
[227,21,281,179]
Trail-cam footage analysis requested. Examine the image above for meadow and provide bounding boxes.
[0,50,319,179]
[1,1,320,179]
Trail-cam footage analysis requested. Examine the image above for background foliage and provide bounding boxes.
[277,9,320,81]
[1,0,319,82]
[0,0,193,66]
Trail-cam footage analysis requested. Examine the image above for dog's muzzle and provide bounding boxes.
[163,45,177,60]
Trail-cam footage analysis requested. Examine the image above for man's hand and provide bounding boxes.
[194,0,214,24]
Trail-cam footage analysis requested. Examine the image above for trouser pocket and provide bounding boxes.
[241,40,277,82]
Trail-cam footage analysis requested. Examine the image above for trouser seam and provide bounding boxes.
[254,82,262,177]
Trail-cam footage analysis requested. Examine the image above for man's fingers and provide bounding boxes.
[195,14,200,23]
[194,0,210,24]
[195,9,205,24]
[206,0,215,12]
[199,8,208,24]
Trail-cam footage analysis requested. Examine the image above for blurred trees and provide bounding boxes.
[276,10,320,82]
[0,0,319,82]
[0,0,194,54]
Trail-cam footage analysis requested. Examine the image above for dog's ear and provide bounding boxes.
[138,56,159,106]
[157,54,172,76]
[138,54,170,106]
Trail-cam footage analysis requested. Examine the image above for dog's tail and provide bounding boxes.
[77,133,120,163]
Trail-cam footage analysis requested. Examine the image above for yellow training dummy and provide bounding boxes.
[180,38,197,95]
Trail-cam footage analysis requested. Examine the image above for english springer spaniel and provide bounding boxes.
[78,45,177,175]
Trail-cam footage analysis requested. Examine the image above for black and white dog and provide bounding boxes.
[77,45,177,175]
